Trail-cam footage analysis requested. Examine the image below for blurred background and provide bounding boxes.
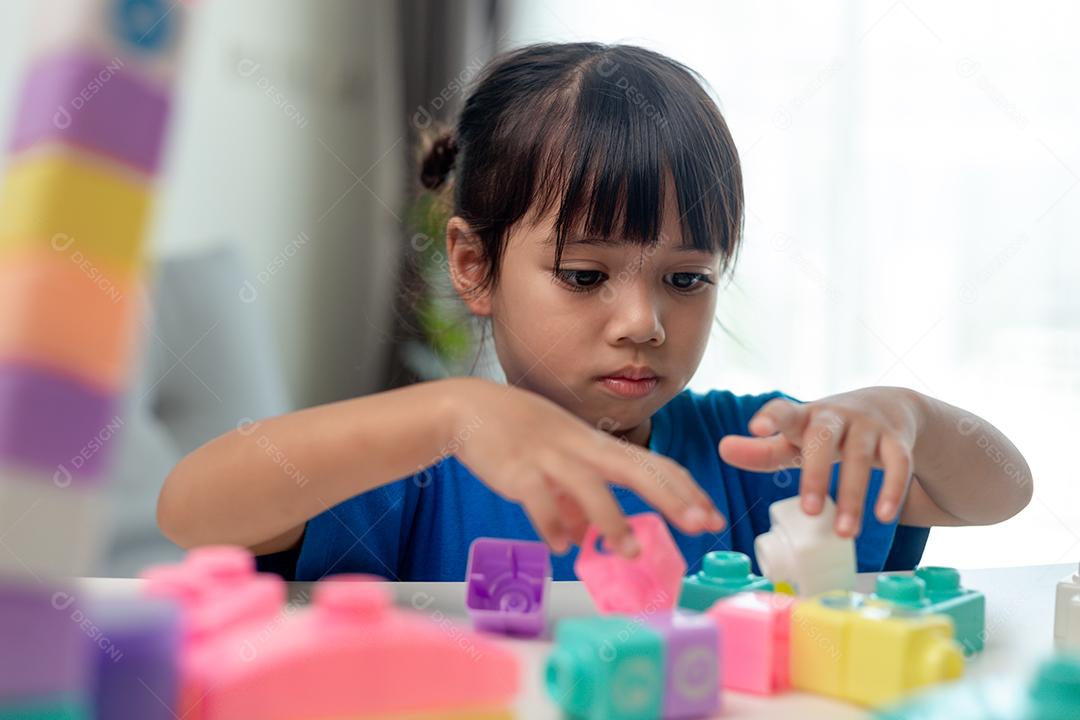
[0,0,1075,576]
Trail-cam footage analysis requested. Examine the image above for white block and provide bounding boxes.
[755,495,857,596]
[1055,564,1080,650]
[0,467,107,580]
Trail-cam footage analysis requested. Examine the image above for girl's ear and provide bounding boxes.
[446,216,492,316]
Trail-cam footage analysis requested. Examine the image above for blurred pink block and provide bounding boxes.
[705,591,794,695]
[575,512,687,614]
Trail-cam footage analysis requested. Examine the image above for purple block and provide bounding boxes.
[8,48,171,174]
[90,597,181,720]
[0,362,120,486]
[0,579,91,702]
[644,610,722,719]
[465,538,550,637]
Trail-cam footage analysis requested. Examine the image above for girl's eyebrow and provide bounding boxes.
[547,234,717,254]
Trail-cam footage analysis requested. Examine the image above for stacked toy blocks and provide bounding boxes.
[466,538,551,637]
[791,590,965,707]
[1054,563,1080,651]
[144,546,521,720]
[679,550,774,611]
[704,591,795,695]
[873,567,986,655]
[755,495,857,596]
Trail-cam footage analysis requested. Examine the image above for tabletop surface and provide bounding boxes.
[82,562,1076,719]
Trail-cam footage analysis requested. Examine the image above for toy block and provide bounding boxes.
[8,49,172,175]
[575,513,687,614]
[546,616,665,720]
[0,469,106,578]
[755,495,856,596]
[0,148,151,275]
[0,581,91,711]
[704,591,795,695]
[874,653,1080,719]
[28,0,187,89]
[1055,563,1080,651]
[679,550,773,611]
[0,362,121,485]
[0,697,88,720]
[89,596,180,720]
[642,611,722,718]
[465,537,550,637]
[182,574,520,719]
[791,591,964,707]
[0,251,141,392]
[873,567,986,655]
[141,545,286,644]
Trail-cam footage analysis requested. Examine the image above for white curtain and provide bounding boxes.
[505,0,1080,569]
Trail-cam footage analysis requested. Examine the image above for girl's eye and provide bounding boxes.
[555,269,608,292]
[666,272,715,293]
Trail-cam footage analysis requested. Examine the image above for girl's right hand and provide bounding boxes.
[442,377,726,557]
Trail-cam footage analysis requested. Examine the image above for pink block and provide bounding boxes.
[705,591,794,695]
[187,575,521,719]
[575,512,687,614]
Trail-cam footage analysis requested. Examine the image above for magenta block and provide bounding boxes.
[0,580,91,703]
[8,48,171,174]
[575,512,687,614]
[704,591,794,695]
[643,611,722,718]
[0,362,119,486]
[465,538,550,637]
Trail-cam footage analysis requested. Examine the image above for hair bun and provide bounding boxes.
[420,133,459,190]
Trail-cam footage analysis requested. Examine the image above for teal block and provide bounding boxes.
[545,616,665,720]
[678,551,773,611]
[873,566,986,655]
[0,696,87,720]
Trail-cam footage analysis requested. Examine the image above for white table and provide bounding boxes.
[83,563,1074,718]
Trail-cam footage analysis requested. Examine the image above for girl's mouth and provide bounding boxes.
[597,375,660,398]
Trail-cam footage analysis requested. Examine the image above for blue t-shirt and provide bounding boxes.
[294,389,928,582]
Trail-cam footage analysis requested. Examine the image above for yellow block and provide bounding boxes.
[0,146,152,274]
[791,592,964,707]
[0,249,143,392]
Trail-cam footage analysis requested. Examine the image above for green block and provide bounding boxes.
[0,696,87,720]
[545,616,665,720]
[873,566,986,655]
[678,551,773,611]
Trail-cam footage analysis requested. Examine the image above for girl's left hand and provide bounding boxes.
[717,388,921,537]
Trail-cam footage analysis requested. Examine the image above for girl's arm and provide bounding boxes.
[157,378,468,555]
[158,377,725,557]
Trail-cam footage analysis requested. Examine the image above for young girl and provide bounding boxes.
[158,42,1032,582]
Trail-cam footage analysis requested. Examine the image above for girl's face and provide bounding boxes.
[448,184,721,444]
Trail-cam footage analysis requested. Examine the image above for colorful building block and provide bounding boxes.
[0,252,140,392]
[875,652,1080,720]
[791,590,965,707]
[874,567,986,655]
[1055,564,1080,651]
[704,591,795,695]
[642,611,722,718]
[546,616,665,720]
[575,513,687,614]
[89,596,180,720]
[0,148,151,275]
[8,49,172,175]
[465,537,550,637]
[178,574,520,719]
[755,495,856,596]
[679,550,774,611]
[0,362,122,484]
[0,697,88,720]
[0,469,106,578]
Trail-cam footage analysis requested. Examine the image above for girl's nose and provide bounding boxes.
[604,283,666,347]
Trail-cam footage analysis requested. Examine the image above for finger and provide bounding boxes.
[519,473,571,553]
[750,398,810,444]
[799,410,845,515]
[550,464,637,558]
[550,482,589,544]
[718,434,802,472]
[835,423,878,537]
[876,434,913,522]
[602,443,725,534]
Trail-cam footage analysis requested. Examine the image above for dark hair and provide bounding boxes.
[419,41,744,294]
